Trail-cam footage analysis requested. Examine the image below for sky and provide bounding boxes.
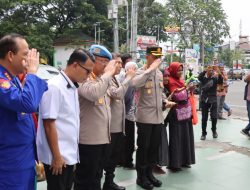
[155,0,250,42]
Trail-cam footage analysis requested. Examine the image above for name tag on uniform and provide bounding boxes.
[98,98,103,104]
[95,98,104,106]
[145,81,153,88]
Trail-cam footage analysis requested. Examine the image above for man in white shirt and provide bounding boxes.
[37,48,95,190]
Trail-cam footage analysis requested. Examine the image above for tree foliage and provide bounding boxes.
[218,48,246,67]
[166,0,229,47]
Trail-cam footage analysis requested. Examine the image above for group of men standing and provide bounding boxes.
[0,33,177,190]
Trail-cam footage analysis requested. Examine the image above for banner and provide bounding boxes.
[185,49,199,76]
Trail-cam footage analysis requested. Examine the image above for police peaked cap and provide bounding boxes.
[146,46,163,56]
[89,44,112,60]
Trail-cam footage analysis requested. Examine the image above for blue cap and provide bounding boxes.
[89,44,112,60]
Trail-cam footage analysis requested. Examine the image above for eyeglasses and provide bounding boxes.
[77,63,92,74]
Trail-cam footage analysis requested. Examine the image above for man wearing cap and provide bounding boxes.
[37,48,95,190]
[131,46,176,190]
[74,45,119,190]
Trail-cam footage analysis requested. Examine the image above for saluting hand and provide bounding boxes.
[26,48,40,74]
[50,155,66,175]
[125,67,136,79]
[148,58,161,71]
[104,60,117,76]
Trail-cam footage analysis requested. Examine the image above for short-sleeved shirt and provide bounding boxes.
[37,71,80,165]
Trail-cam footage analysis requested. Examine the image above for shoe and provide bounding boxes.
[241,129,250,137]
[103,174,125,190]
[200,135,206,140]
[152,165,166,174]
[212,131,218,138]
[136,178,153,190]
[182,164,191,168]
[228,109,232,116]
[218,116,226,120]
[103,182,125,190]
[167,167,182,172]
[146,167,162,187]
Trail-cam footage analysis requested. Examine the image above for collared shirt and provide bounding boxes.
[37,71,80,165]
[0,65,48,171]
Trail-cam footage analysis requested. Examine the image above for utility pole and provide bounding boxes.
[94,23,97,44]
[130,0,138,61]
[157,25,160,45]
[113,0,119,53]
[126,0,129,52]
[96,22,101,44]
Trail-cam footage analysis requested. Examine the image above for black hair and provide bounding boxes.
[121,53,132,65]
[67,48,95,66]
[0,33,25,59]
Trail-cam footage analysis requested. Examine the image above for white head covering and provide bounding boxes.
[125,61,138,71]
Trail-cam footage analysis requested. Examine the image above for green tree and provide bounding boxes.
[137,1,170,42]
[218,48,245,67]
[166,0,229,52]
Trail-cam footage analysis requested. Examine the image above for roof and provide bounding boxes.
[53,30,95,46]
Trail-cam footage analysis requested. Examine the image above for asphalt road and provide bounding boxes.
[225,79,248,120]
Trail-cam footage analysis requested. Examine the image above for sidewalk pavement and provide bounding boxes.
[37,116,250,190]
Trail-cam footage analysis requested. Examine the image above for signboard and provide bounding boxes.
[165,26,180,34]
[137,35,157,61]
[185,49,199,76]
[137,35,157,50]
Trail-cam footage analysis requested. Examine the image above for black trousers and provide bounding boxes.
[123,119,135,166]
[104,132,124,175]
[136,123,162,170]
[43,163,74,190]
[74,144,107,190]
[201,101,218,135]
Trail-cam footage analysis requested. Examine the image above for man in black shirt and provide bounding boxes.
[198,66,223,140]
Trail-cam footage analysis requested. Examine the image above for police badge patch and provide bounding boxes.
[0,79,11,89]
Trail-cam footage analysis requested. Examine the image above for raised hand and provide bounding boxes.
[26,48,40,74]
[104,60,117,76]
[148,58,161,71]
[125,67,136,79]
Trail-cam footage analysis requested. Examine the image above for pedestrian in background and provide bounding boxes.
[241,71,250,137]
[0,33,48,190]
[37,48,95,190]
[199,65,223,140]
[216,63,231,120]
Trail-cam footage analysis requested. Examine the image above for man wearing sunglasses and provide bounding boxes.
[37,48,95,190]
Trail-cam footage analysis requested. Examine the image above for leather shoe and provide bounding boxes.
[212,131,218,138]
[200,135,206,140]
[103,182,125,190]
[136,178,154,190]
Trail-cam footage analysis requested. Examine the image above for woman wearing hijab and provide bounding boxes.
[166,62,195,171]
